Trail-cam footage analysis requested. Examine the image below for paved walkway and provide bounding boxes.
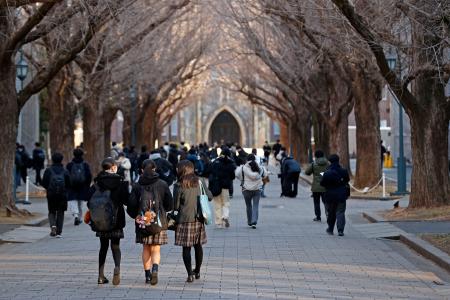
[0,179,449,299]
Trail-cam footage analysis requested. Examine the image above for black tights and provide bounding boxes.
[182,244,203,275]
[99,237,121,270]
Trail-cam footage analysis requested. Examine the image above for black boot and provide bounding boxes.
[145,269,151,284]
[151,264,158,285]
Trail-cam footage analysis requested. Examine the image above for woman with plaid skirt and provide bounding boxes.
[131,159,173,285]
[173,160,212,283]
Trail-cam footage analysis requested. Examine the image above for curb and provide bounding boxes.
[362,211,450,273]
[25,216,48,227]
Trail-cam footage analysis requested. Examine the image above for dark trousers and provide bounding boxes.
[20,167,27,184]
[48,210,64,235]
[327,201,346,233]
[312,192,326,219]
[282,172,300,197]
[229,183,234,197]
[34,167,42,185]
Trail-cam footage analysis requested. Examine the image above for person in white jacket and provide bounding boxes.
[235,154,266,228]
[116,152,131,184]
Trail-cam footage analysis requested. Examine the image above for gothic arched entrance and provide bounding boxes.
[209,110,241,145]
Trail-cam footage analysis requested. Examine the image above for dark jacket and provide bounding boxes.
[168,149,179,171]
[32,148,45,169]
[152,157,175,186]
[66,157,92,201]
[42,164,70,212]
[173,178,213,223]
[281,157,301,175]
[304,157,329,193]
[130,171,173,231]
[320,162,350,203]
[210,156,236,190]
[137,152,149,170]
[87,172,129,231]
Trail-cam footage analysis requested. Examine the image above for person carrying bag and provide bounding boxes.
[173,160,213,283]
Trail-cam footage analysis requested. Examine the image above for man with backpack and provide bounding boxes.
[320,154,350,237]
[280,154,301,198]
[305,150,329,222]
[42,152,70,238]
[149,150,175,186]
[32,142,46,186]
[66,148,92,226]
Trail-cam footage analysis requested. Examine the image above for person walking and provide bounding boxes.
[150,150,176,186]
[304,150,329,222]
[137,145,149,171]
[66,148,92,226]
[209,148,236,228]
[131,159,173,285]
[235,154,265,228]
[87,158,129,285]
[263,141,271,166]
[110,142,121,160]
[280,154,301,198]
[320,154,350,237]
[173,160,212,282]
[127,145,139,182]
[32,142,45,186]
[17,144,30,184]
[42,153,70,238]
[116,152,132,184]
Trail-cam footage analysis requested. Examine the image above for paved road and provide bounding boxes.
[0,179,449,300]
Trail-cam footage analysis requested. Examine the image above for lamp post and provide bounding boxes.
[130,84,137,146]
[386,56,408,195]
[15,49,29,204]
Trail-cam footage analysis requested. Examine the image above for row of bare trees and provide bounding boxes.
[211,0,449,208]
[0,0,212,209]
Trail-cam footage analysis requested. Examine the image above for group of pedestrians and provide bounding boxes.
[40,139,350,287]
[14,142,46,187]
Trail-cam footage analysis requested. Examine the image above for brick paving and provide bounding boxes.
[0,178,449,299]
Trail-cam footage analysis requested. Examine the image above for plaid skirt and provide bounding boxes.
[96,229,124,239]
[175,221,207,247]
[136,230,168,245]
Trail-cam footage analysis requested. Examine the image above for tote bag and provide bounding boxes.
[198,180,212,225]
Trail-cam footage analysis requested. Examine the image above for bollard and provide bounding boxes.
[24,176,31,205]
[382,172,386,199]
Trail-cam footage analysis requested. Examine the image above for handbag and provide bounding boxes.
[198,180,212,225]
[137,186,162,237]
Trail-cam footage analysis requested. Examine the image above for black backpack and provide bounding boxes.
[88,185,117,232]
[47,168,66,196]
[69,162,86,187]
[137,186,162,237]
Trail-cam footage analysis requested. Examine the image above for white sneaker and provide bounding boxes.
[56,234,62,238]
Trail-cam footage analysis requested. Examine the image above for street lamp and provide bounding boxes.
[386,54,409,195]
[15,49,29,204]
[130,84,137,146]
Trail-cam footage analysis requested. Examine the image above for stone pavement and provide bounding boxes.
[0,179,449,299]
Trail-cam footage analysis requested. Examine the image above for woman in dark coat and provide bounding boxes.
[130,159,173,285]
[173,160,212,282]
[87,158,129,285]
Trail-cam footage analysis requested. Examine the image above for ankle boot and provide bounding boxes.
[145,269,151,284]
[112,267,120,286]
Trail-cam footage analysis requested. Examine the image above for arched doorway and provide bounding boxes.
[209,110,241,145]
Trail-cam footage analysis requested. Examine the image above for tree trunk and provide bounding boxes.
[142,104,159,150]
[83,100,105,175]
[292,121,309,165]
[0,60,18,208]
[312,114,330,156]
[103,108,117,156]
[328,115,351,173]
[46,70,76,163]
[353,71,382,188]
[407,81,449,207]
[122,111,131,147]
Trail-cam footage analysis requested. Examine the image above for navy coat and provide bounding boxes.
[320,162,350,203]
[66,158,92,201]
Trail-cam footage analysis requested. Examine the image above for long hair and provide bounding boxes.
[177,160,199,189]
[247,154,260,173]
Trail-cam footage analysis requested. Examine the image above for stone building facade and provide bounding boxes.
[161,85,279,148]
